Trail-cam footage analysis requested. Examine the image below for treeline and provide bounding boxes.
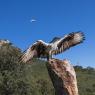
[74,65,95,73]
[74,66,95,95]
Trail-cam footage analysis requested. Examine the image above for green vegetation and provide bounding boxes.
[0,43,95,95]
[74,66,95,95]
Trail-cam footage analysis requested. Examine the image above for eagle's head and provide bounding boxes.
[36,40,42,42]
[36,40,49,46]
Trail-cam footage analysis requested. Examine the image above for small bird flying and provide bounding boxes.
[20,32,85,63]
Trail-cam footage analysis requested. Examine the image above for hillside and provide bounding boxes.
[0,42,94,95]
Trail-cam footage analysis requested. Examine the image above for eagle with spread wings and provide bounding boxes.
[20,32,85,63]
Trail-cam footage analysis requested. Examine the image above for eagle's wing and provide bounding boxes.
[20,41,47,63]
[51,32,85,55]
[49,37,60,43]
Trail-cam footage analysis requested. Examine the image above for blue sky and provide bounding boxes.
[0,0,95,67]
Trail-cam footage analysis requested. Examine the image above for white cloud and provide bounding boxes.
[30,19,37,22]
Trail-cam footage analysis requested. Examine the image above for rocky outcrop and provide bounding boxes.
[46,58,79,95]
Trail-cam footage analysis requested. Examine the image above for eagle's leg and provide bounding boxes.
[49,51,52,60]
[47,51,52,61]
[47,56,49,61]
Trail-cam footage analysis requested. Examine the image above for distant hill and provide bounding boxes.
[0,43,94,95]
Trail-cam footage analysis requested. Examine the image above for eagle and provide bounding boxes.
[20,32,85,63]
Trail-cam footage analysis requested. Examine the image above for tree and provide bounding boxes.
[0,44,33,95]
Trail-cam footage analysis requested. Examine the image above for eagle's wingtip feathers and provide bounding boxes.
[73,31,85,44]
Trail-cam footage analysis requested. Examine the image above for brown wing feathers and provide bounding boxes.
[52,32,85,55]
[20,41,48,62]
